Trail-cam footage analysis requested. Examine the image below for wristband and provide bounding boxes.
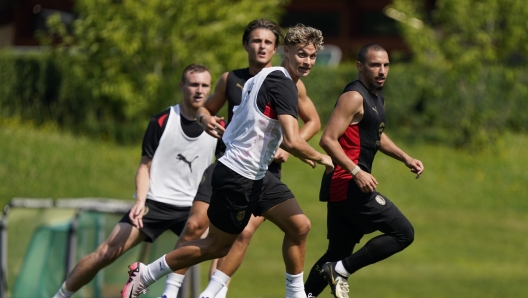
[198,114,205,124]
[351,165,361,176]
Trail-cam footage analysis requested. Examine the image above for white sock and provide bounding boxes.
[335,261,351,277]
[160,272,185,298]
[141,255,173,285]
[199,269,231,298]
[285,272,305,298]
[215,285,228,298]
[52,282,74,298]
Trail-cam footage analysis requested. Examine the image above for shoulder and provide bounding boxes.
[150,108,171,128]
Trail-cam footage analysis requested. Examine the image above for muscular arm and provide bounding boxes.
[131,155,152,228]
[319,91,379,192]
[296,79,321,141]
[279,113,333,171]
[196,72,229,138]
[319,91,363,173]
[273,80,321,163]
[380,133,424,178]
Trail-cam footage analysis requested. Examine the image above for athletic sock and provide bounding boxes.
[160,272,185,298]
[215,285,228,298]
[52,282,74,298]
[285,272,305,298]
[142,255,173,286]
[199,269,231,298]
[335,261,351,277]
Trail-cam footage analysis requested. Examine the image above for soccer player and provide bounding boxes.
[121,23,333,298]
[304,44,424,298]
[160,18,321,298]
[53,64,218,298]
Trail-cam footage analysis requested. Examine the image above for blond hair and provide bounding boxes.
[284,24,324,51]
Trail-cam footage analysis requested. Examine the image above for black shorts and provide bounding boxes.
[194,162,217,204]
[119,199,191,242]
[326,191,399,241]
[207,162,294,234]
[194,161,282,204]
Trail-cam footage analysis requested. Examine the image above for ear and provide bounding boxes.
[356,61,362,73]
[283,45,289,58]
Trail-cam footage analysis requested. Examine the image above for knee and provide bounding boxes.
[288,216,311,240]
[182,218,208,241]
[399,224,415,249]
[203,240,232,259]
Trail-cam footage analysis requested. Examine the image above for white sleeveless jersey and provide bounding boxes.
[219,67,292,180]
[147,105,217,207]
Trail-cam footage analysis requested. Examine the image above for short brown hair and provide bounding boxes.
[242,18,283,48]
[284,24,324,51]
[181,64,210,83]
[358,44,387,63]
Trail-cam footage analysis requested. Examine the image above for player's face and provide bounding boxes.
[180,71,211,110]
[357,50,390,92]
[244,28,277,67]
[284,43,317,78]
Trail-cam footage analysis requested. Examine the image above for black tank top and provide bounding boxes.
[320,80,386,202]
[224,67,282,178]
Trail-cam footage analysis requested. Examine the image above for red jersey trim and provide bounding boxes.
[329,124,360,202]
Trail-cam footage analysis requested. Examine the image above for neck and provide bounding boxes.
[248,61,272,76]
[359,77,378,96]
[280,59,300,83]
[179,104,197,121]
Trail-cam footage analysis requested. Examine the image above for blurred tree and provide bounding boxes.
[389,0,528,147]
[43,0,288,130]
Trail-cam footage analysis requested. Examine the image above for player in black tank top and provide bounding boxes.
[305,44,425,298]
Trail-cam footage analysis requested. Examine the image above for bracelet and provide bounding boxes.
[198,114,205,124]
[351,165,361,176]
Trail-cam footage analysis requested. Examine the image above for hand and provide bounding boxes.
[129,201,146,229]
[405,158,424,179]
[273,148,290,163]
[354,170,378,193]
[200,115,225,138]
[318,154,335,174]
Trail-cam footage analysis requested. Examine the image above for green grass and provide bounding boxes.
[1,120,527,297]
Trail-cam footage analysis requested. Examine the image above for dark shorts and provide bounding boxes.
[326,190,400,241]
[194,162,217,204]
[207,162,293,234]
[194,161,282,204]
[119,199,191,242]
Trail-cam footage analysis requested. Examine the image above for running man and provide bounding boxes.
[53,64,217,298]
[161,18,321,298]
[121,24,333,298]
[304,44,424,298]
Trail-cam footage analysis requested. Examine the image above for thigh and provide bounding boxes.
[208,162,262,234]
[103,222,146,252]
[254,171,294,216]
[262,197,307,236]
[327,202,364,244]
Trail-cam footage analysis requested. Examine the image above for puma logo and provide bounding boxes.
[286,278,293,283]
[372,106,378,114]
[176,154,198,172]
[236,83,243,89]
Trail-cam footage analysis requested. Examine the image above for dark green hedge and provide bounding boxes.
[2,51,527,146]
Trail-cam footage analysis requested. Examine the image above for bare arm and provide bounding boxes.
[380,133,424,178]
[130,155,152,229]
[273,80,321,163]
[319,91,378,193]
[196,72,229,138]
[296,79,321,141]
[279,113,333,172]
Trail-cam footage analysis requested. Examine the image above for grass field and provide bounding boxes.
[1,119,527,297]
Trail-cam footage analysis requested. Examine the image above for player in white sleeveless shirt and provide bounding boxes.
[121,24,334,298]
[53,64,216,298]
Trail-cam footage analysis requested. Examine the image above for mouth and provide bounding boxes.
[376,77,385,84]
[299,66,311,73]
